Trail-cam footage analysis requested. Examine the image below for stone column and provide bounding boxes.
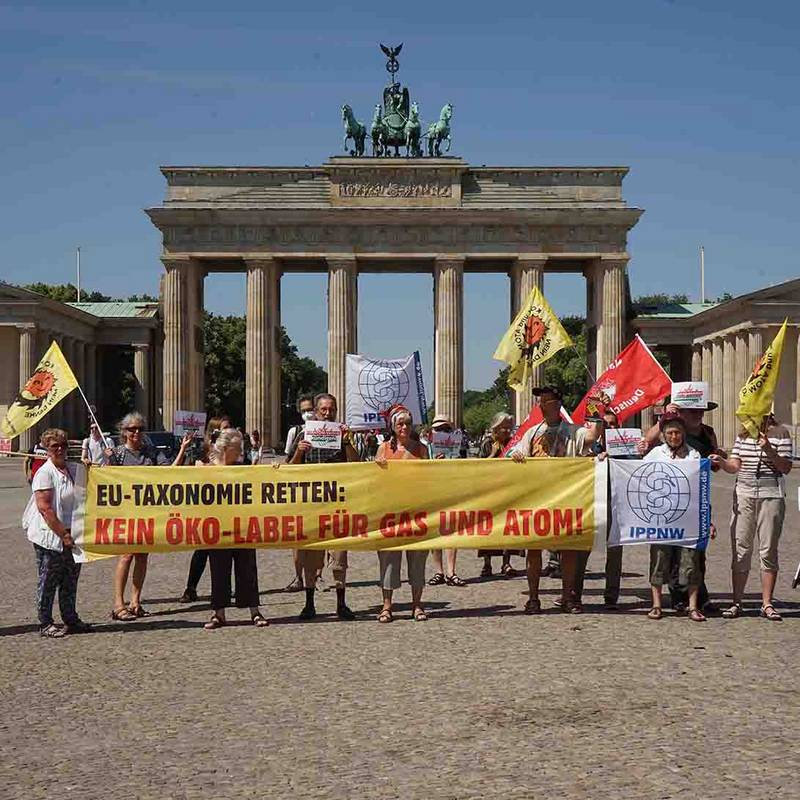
[509,256,546,424]
[734,332,749,421]
[85,343,97,412]
[153,334,164,431]
[162,258,190,430]
[597,257,629,375]
[71,338,86,436]
[186,266,206,413]
[723,335,737,449]
[748,329,764,368]
[61,336,75,435]
[691,344,702,381]
[246,258,282,445]
[711,338,724,435]
[133,343,151,422]
[16,324,37,451]
[434,257,464,427]
[795,327,800,428]
[327,257,358,413]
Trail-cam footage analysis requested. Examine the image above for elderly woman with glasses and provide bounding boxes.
[106,411,192,621]
[477,412,522,578]
[374,405,430,622]
[23,428,92,638]
[203,428,269,629]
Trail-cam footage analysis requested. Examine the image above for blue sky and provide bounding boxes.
[2,1,799,389]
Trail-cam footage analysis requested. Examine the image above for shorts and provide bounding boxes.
[650,545,700,588]
[297,549,348,573]
[730,493,785,573]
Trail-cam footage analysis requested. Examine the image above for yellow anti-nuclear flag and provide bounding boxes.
[736,319,788,438]
[494,285,573,391]
[0,341,78,439]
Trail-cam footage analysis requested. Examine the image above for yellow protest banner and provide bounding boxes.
[0,341,78,439]
[493,286,573,391]
[736,319,787,437]
[71,458,602,561]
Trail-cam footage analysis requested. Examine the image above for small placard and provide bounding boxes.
[0,437,11,455]
[605,428,642,458]
[304,420,343,450]
[671,382,709,409]
[174,410,207,437]
[431,430,463,459]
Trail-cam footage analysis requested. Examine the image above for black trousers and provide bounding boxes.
[209,549,259,609]
[186,549,210,591]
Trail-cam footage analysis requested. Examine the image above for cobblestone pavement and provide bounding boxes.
[1,460,798,799]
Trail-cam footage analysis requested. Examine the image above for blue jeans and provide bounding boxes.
[34,545,81,628]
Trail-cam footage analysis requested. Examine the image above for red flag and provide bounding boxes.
[501,405,574,457]
[571,335,670,425]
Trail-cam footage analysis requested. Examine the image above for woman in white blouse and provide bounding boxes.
[25,428,91,638]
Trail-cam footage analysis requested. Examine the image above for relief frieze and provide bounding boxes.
[163,223,626,249]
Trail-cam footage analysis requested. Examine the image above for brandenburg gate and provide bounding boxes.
[146,159,641,443]
[145,47,642,444]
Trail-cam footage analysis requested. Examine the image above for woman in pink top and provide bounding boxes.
[374,406,429,622]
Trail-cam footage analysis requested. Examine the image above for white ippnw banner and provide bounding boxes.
[345,352,427,430]
[609,458,711,550]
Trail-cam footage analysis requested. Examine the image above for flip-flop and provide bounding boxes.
[251,613,269,627]
[647,607,663,620]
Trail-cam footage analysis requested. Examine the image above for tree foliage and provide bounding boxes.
[632,293,690,311]
[203,313,327,433]
[21,282,112,303]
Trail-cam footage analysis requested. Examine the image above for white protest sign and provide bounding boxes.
[431,430,463,459]
[345,352,427,430]
[173,410,207,437]
[605,428,642,458]
[304,420,343,450]
[671,381,709,409]
[609,458,711,549]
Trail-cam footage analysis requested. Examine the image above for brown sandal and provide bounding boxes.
[524,597,541,615]
[377,608,393,623]
[204,614,226,630]
[647,607,663,620]
[760,604,782,621]
[251,613,269,627]
[111,607,136,621]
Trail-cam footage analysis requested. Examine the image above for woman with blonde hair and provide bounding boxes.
[374,406,430,622]
[24,428,91,637]
[107,411,192,621]
[204,428,269,629]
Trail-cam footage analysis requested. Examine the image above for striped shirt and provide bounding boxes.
[731,429,792,497]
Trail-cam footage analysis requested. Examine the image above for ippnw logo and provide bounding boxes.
[626,462,692,526]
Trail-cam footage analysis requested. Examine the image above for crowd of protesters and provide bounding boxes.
[21,382,795,637]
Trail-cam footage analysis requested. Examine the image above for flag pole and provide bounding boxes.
[74,382,104,437]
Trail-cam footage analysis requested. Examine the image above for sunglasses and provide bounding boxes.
[125,426,144,433]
